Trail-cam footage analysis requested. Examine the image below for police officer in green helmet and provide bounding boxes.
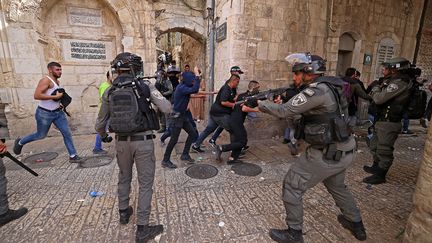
[95,52,172,242]
[257,53,367,242]
[363,57,412,185]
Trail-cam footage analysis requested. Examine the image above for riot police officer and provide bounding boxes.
[363,57,412,185]
[95,52,172,242]
[257,53,366,242]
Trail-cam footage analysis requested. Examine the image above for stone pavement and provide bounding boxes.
[0,125,426,243]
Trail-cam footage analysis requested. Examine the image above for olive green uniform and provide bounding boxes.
[369,74,411,170]
[259,79,362,230]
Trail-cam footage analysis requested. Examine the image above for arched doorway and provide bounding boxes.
[156,29,206,120]
[40,0,124,133]
[336,33,356,76]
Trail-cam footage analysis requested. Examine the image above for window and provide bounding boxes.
[375,38,395,79]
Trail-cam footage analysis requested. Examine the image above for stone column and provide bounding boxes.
[404,125,432,242]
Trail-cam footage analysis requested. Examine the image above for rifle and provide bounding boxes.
[0,152,39,177]
[235,86,291,105]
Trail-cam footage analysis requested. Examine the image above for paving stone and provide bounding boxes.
[0,129,426,242]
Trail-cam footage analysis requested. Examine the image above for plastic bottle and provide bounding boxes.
[89,190,104,197]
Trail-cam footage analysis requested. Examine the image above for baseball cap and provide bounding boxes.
[230,66,244,74]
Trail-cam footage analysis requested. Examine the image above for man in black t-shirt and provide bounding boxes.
[210,74,239,131]
[213,80,260,163]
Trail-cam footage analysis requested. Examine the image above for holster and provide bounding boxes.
[324,143,342,161]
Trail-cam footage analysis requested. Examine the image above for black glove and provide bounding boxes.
[101,134,113,143]
[245,97,258,108]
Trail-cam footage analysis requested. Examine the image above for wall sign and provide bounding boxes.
[363,54,373,65]
[62,39,114,62]
[216,22,227,42]
[68,7,102,27]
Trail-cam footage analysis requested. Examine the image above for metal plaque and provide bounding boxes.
[363,54,373,65]
[185,164,218,179]
[216,22,227,42]
[80,156,113,168]
[231,162,262,177]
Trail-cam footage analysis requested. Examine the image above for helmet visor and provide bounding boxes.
[285,53,312,66]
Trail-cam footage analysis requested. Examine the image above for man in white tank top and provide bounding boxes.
[12,62,82,162]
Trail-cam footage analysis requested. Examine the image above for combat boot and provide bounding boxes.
[0,207,28,226]
[337,215,367,241]
[269,228,303,243]
[119,206,133,225]
[136,224,163,243]
[363,161,378,174]
[362,167,388,185]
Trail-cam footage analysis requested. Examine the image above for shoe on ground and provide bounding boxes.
[13,138,23,155]
[269,228,304,243]
[242,145,250,152]
[191,144,205,153]
[161,160,177,169]
[337,215,367,241]
[180,155,195,164]
[288,142,300,157]
[119,206,133,225]
[420,118,428,128]
[213,145,222,161]
[0,208,28,226]
[136,224,164,243]
[282,139,290,144]
[93,149,108,155]
[69,155,84,163]
[208,139,216,148]
[227,159,243,165]
[362,173,386,184]
[401,130,414,135]
[363,161,378,174]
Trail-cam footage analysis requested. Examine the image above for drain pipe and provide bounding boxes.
[207,0,216,108]
[413,0,428,65]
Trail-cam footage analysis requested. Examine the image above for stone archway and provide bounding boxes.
[336,31,363,76]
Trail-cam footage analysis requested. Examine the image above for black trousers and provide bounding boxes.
[221,123,247,160]
[424,98,432,121]
[163,114,198,162]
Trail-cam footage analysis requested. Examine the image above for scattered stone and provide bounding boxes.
[218,221,225,227]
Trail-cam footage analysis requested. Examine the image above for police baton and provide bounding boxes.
[0,152,39,177]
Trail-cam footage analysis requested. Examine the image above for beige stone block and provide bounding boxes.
[257,42,269,60]
[13,58,43,74]
[16,88,36,104]
[7,28,31,44]
[268,43,279,61]
[246,41,258,59]
[271,29,284,43]
[256,18,269,28]
[19,74,44,89]
[9,43,39,59]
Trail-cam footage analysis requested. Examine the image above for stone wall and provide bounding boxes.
[416,0,432,82]
[0,0,206,137]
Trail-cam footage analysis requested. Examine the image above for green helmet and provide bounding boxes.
[285,52,326,74]
[382,57,411,70]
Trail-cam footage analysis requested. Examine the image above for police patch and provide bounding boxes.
[386,83,399,92]
[303,88,315,96]
[291,93,307,106]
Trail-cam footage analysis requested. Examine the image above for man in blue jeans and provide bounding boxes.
[13,62,82,162]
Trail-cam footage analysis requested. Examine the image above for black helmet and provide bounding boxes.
[286,52,326,74]
[111,52,143,73]
[382,57,411,70]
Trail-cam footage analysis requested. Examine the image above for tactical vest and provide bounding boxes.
[108,74,159,135]
[375,74,411,122]
[296,76,350,145]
